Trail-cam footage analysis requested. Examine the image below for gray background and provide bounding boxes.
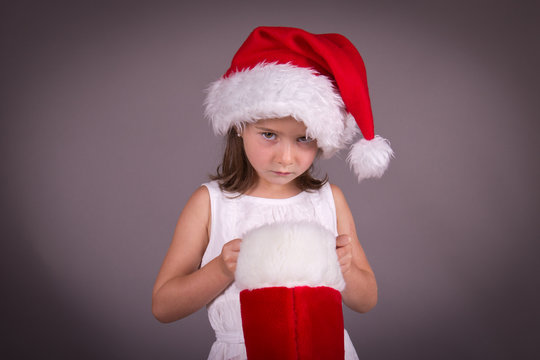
[2,0,539,359]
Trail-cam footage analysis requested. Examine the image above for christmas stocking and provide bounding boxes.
[235,222,346,359]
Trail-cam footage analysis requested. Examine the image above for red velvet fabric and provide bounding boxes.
[240,286,344,359]
[223,26,374,140]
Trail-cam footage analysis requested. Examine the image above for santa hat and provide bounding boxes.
[204,26,393,181]
[235,222,346,359]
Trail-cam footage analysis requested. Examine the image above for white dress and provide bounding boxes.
[201,181,359,360]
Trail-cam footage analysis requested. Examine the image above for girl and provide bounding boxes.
[152,26,393,359]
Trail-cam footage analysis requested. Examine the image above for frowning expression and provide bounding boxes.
[241,116,318,188]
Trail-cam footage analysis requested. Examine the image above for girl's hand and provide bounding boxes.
[219,239,242,279]
[336,234,353,275]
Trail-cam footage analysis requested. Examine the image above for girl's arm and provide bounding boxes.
[152,186,240,323]
[331,184,378,313]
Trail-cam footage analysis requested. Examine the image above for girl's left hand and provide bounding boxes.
[336,234,353,275]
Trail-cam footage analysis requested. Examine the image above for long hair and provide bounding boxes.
[210,127,328,195]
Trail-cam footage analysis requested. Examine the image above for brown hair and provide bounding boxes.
[209,127,328,195]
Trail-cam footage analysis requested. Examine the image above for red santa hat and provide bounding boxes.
[235,222,346,359]
[204,26,393,181]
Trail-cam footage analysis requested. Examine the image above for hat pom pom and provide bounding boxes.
[347,135,394,182]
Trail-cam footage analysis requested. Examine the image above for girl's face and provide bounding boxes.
[241,116,319,191]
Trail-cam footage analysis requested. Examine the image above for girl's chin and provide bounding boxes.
[259,173,297,185]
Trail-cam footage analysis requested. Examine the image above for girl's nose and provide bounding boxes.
[276,142,293,165]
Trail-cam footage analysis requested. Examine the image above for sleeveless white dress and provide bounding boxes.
[201,181,359,360]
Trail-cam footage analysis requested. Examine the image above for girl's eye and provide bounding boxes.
[297,136,314,143]
[261,132,276,140]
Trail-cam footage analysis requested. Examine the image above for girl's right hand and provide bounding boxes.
[219,239,242,279]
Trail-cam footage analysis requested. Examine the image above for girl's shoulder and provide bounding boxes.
[200,180,219,193]
[183,185,211,221]
[328,183,356,234]
[329,183,345,202]
[328,182,351,214]
[201,180,236,198]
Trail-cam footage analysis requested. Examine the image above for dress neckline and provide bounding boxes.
[237,190,308,203]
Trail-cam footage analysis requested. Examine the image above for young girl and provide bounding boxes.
[152,26,393,359]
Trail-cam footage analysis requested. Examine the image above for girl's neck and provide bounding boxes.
[244,180,301,199]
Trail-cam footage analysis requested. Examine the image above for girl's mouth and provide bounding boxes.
[273,171,292,176]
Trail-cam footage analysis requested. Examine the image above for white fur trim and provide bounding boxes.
[235,222,345,291]
[347,135,394,181]
[204,63,356,157]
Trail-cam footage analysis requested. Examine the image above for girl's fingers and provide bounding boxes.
[336,246,352,260]
[226,238,242,250]
[220,239,243,277]
[336,236,352,274]
[336,235,351,248]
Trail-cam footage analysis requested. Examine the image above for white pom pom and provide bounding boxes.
[347,135,394,182]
